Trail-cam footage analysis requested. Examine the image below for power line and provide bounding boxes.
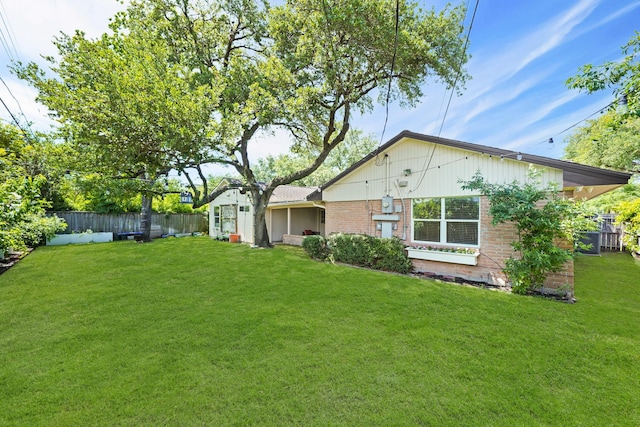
[437,0,479,137]
[378,0,400,147]
[0,94,31,139]
[555,102,613,138]
[410,0,479,193]
[0,0,20,61]
[528,100,614,149]
[0,75,34,135]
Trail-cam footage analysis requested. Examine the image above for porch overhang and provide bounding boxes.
[268,200,325,209]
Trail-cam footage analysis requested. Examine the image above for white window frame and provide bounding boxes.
[213,206,221,229]
[412,197,480,247]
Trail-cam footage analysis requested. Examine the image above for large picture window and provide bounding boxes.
[412,197,480,246]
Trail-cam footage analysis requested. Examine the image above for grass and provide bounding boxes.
[1,238,639,426]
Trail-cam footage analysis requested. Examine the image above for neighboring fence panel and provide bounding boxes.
[50,211,208,235]
[599,214,623,251]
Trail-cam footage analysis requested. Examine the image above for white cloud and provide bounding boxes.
[574,0,640,37]
[460,0,601,106]
[2,0,127,63]
[1,0,128,127]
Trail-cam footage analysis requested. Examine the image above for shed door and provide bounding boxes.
[221,205,237,234]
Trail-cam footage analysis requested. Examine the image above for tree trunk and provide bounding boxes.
[140,193,153,242]
[252,190,272,248]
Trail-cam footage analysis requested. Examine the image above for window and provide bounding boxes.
[239,205,250,212]
[213,206,220,228]
[412,197,479,246]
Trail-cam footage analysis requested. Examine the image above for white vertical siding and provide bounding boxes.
[323,137,563,202]
[209,189,255,243]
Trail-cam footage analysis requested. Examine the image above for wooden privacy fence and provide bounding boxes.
[599,214,624,252]
[49,211,208,235]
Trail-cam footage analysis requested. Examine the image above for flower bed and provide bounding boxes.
[406,246,479,265]
[47,232,114,246]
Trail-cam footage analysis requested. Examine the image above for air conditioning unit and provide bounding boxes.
[578,232,601,255]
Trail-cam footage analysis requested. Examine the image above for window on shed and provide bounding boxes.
[213,206,220,228]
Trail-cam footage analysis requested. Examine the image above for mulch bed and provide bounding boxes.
[413,271,510,292]
[412,271,575,302]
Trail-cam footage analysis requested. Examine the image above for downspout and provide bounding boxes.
[385,154,390,196]
[394,179,407,241]
[365,180,371,235]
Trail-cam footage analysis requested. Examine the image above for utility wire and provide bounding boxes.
[0,94,30,139]
[410,0,479,192]
[378,0,400,147]
[0,1,19,62]
[437,0,479,137]
[554,101,613,138]
[0,75,34,136]
[528,100,615,148]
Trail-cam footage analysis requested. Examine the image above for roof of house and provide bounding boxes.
[321,130,632,190]
[270,185,321,204]
[212,178,321,204]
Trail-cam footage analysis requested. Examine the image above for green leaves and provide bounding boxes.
[0,124,67,254]
[324,233,413,274]
[461,169,588,294]
[15,0,469,246]
[567,32,640,111]
[616,198,640,254]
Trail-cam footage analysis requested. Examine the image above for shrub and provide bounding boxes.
[461,167,588,294]
[328,233,374,267]
[616,198,640,254]
[326,233,413,274]
[370,237,413,274]
[302,235,329,260]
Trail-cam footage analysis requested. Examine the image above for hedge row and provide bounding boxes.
[302,233,413,274]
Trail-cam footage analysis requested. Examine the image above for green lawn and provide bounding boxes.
[1,238,639,426]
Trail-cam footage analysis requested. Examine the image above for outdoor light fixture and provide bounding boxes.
[516,152,523,161]
[179,191,193,204]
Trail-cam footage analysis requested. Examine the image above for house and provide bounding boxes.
[209,178,324,245]
[320,131,631,291]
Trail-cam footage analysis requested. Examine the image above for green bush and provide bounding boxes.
[371,237,413,274]
[328,233,374,267]
[326,233,413,274]
[301,235,329,260]
[461,168,586,294]
[616,198,640,254]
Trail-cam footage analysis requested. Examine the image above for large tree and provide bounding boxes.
[16,8,221,241]
[160,0,469,247]
[19,0,469,246]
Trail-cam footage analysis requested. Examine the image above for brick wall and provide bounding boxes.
[325,197,574,293]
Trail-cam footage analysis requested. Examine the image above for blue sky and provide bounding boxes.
[1,0,639,165]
